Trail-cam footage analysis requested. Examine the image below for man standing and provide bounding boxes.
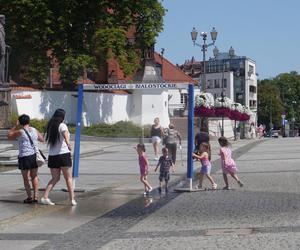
[0,15,6,85]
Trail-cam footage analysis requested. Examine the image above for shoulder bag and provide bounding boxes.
[23,128,46,167]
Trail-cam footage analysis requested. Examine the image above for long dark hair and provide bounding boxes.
[45,109,66,146]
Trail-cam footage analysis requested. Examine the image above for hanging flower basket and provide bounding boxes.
[194,106,215,117]
[214,107,231,117]
[229,110,242,121]
[240,113,250,121]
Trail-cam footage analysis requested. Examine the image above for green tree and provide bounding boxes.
[258,71,300,129]
[257,80,284,129]
[2,0,165,88]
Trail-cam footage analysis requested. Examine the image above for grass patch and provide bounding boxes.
[69,121,151,138]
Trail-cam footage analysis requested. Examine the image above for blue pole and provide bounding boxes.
[72,84,83,178]
[187,84,194,189]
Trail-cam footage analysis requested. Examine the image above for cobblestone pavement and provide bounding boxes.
[2,138,300,250]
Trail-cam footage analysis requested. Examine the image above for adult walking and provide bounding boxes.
[250,122,256,139]
[7,114,44,203]
[41,109,76,206]
[150,117,164,160]
[163,123,182,165]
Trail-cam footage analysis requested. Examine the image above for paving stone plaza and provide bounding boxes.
[0,137,300,249]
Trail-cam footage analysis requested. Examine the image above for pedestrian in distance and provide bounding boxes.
[218,136,243,190]
[163,123,182,165]
[250,122,256,139]
[41,109,76,206]
[155,147,175,194]
[192,142,217,190]
[7,114,44,203]
[150,117,164,160]
[134,143,152,196]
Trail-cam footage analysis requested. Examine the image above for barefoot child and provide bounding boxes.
[193,143,217,190]
[135,144,152,195]
[155,147,175,194]
[218,136,243,190]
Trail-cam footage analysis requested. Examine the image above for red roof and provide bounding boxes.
[154,52,196,84]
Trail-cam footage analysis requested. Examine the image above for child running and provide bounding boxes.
[155,147,175,194]
[135,143,152,196]
[193,142,217,190]
[218,136,243,190]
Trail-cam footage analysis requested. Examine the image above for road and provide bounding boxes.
[1,138,300,249]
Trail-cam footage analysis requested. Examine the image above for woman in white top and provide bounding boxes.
[41,109,76,206]
[7,114,44,203]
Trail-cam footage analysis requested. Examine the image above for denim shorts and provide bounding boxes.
[159,171,170,182]
[18,154,38,170]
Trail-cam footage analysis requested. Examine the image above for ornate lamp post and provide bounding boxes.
[291,100,296,137]
[191,27,217,132]
[191,27,218,91]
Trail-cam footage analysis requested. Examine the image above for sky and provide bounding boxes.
[156,0,300,80]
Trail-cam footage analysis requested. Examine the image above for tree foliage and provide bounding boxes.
[1,0,165,87]
[258,71,300,129]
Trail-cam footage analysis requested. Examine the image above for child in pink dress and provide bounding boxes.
[218,137,243,190]
[192,143,217,190]
[135,144,152,196]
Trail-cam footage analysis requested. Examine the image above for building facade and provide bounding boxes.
[180,48,258,123]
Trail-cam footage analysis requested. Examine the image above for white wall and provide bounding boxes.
[11,89,171,127]
[11,90,130,125]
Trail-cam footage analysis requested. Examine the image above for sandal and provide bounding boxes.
[32,198,38,203]
[23,197,33,204]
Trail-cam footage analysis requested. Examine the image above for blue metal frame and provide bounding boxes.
[72,83,195,183]
[187,84,194,179]
[72,84,83,178]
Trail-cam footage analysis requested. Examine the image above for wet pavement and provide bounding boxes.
[0,138,263,250]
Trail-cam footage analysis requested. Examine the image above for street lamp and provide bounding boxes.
[191,27,217,133]
[191,27,218,91]
[291,100,296,137]
[220,61,229,137]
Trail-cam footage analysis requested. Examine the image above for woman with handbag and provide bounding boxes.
[7,114,45,203]
[41,109,76,206]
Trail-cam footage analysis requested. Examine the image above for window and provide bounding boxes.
[180,93,188,104]
[207,79,213,89]
[214,79,220,88]
[249,86,256,93]
[222,78,227,88]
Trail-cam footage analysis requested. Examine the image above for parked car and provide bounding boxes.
[264,129,279,138]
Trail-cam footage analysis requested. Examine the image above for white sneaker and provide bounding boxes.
[41,197,55,205]
[154,156,159,160]
[212,183,218,190]
[148,187,153,192]
[71,199,77,206]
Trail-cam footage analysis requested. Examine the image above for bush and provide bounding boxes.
[10,116,150,138]
[70,121,151,138]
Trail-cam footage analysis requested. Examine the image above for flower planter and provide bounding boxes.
[214,107,231,117]
[194,106,215,117]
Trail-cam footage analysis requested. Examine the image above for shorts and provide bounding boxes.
[222,165,238,175]
[18,154,38,170]
[48,153,72,168]
[200,165,211,174]
[159,171,170,182]
[151,136,161,144]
